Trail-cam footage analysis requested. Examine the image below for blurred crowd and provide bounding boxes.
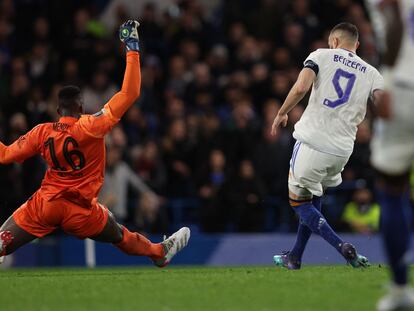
[0,0,402,234]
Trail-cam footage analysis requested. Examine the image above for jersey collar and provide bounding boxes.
[339,48,356,54]
[58,116,78,124]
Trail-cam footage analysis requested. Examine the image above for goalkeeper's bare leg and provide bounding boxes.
[91,211,190,267]
[0,216,37,256]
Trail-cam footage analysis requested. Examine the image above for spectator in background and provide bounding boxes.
[162,118,195,197]
[135,191,168,234]
[225,99,259,162]
[122,106,150,146]
[165,96,186,120]
[342,188,380,234]
[108,125,128,149]
[27,86,52,126]
[100,146,161,226]
[8,112,27,142]
[197,149,230,232]
[0,17,12,77]
[7,57,30,117]
[270,71,291,102]
[194,112,224,165]
[272,47,293,71]
[254,102,292,229]
[167,55,191,97]
[345,120,374,185]
[61,59,82,86]
[28,42,53,84]
[32,17,50,45]
[250,63,271,109]
[138,55,163,113]
[253,123,290,198]
[206,44,229,84]
[82,70,117,114]
[186,62,216,110]
[283,22,307,65]
[227,159,266,232]
[67,8,96,75]
[132,140,167,194]
[288,0,320,43]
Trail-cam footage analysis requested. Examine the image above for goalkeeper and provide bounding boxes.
[0,20,190,267]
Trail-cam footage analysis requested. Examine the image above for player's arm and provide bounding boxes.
[271,68,316,135]
[369,0,401,121]
[78,20,141,138]
[369,66,388,118]
[105,20,141,120]
[0,126,42,164]
[371,88,392,119]
[379,0,403,66]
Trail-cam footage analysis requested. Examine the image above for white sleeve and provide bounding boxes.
[371,70,385,96]
[303,49,323,76]
[303,49,323,66]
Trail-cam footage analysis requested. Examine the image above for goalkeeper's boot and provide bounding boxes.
[0,231,13,258]
[341,242,370,268]
[273,251,301,270]
[153,227,190,268]
[377,284,414,311]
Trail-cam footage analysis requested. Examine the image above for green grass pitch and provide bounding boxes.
[0,265,396,310]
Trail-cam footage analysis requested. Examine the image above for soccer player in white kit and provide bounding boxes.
[368,0,414,310]
[271,22,384,269]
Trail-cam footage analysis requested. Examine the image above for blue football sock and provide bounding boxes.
[290,222,312,261]
[293,201,344,254]
[378,189,411,285]
[313,196,322,211]
[290,197,322,261]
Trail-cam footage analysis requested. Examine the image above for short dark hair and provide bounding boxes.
[331,22,359,41]
[58,85,81,111]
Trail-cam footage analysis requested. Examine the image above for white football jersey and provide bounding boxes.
[365,0,414,85]
[293,48,384,157]
[393,0,414,85]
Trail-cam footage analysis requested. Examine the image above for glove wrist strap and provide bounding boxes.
[125,39,140,52]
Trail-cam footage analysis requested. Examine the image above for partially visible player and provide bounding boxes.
[271,22,384,269]
[369,1,414,310]
[0,20,190,267]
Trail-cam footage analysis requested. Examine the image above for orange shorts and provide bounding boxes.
[13,191,109,239]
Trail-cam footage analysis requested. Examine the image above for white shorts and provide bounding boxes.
[288,141,349,197]
[371,83,414,175]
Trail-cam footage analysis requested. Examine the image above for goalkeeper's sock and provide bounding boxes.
[290,196,322,260]
[378,189,411,285]
[293,201,343,254]
[114,227,164,260]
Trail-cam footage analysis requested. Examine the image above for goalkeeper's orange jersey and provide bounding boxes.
[0,51,141,207]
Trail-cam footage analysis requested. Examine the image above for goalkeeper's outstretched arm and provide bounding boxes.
[105,20,141,120]
[0,125,42,164]
[104,51,141,120]
[78,20,142,138]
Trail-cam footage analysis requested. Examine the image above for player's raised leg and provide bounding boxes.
[91,210,190,267]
